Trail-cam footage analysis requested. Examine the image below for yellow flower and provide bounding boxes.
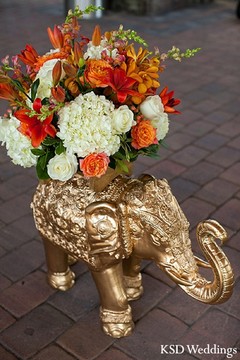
[123,45,161,97]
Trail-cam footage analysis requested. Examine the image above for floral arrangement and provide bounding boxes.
[0,5,199,181]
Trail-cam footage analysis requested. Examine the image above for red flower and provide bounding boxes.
[18,44,39,68]
[14,98,57,147]
[105,67,140,103]
[159,86,181,114]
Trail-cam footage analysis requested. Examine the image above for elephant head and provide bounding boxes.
[119,175,234,304]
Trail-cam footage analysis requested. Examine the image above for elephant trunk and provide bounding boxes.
[179,220,234,304]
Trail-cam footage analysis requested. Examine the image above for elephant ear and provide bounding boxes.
[85,201,122,256]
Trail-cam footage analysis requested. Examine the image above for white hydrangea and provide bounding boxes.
[0,115,37,167]
[57,92,121,158]
[84,39,119,60]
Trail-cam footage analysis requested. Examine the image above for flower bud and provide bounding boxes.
[52,60,62,86]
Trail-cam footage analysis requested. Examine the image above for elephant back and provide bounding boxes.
[31,173,129,268]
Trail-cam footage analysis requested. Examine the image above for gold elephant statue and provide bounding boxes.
[31,173,234,338]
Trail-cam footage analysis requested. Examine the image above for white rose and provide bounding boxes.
[140,95,164,120]
[112,105,136,134]
[47,152,78,181]
[151,112,169,140]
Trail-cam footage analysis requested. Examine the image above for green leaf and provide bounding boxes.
[42,137,60,146]
[116,159,130,173]
[12,79,26,92]
[55,141,65,155]
[31,78,40,101]
[31,148,45,156]
[36,158,50,179]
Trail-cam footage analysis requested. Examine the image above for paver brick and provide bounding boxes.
[116,309,189,360]
[169,177,200,203]
[130,274,172,321]
[194,132,228,151]
[0,274,11,291]
[229,135,240,150]
[181,197,216,229]
[184,120,215,138]
[48,271,99,321]
[31,344,76,360]
[0,345,19,360]
[0,304,73,360]
[206,146,240,168]
[181,161,223,185]
[95,347,135,360]
[0,307,15,332]
[203,110,235,125]
[0,271,55,318]
[195,178,239,206]
[170,145,209,167]
[166,132,195,151]
[220,162,240,186]
[147,160,186,180]
[0,193,33,224]
[212,198,240,231]
[0,241,45,282]
[0,174,37,201]
[57,308,114,360]
[0,215,38,251]
[216,279,240,321]
[180,308,240,353]
[158,286,209,326]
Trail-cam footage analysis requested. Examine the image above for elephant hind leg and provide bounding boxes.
[42,237,75,291]
[123,256,144,301]
[124,273,143,301]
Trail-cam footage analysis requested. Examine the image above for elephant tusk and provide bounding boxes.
[194,255,211,269]
[164,267,193,287]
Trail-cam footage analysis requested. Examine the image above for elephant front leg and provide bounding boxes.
[123,256,143,301]
[42,237,75,291]
[91,262,134,338]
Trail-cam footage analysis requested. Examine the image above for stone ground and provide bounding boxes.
[0,0,239,359]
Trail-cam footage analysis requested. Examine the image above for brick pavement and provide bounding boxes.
[0,0,239,359]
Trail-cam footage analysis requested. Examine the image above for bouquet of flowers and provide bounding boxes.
[0,5,199,181]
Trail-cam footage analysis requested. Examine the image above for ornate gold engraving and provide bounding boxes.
[31,172,234,338]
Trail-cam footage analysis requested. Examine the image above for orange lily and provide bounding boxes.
[160,87,181,114]
[0,83,21,104]
[14,98,57,147]
[18,44,39,68]
[47,25,64,49]
[104,67,140,103]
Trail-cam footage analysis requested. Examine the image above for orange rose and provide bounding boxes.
[84,59,112,88]
[80,153,110,178]
[131,120,158,150]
